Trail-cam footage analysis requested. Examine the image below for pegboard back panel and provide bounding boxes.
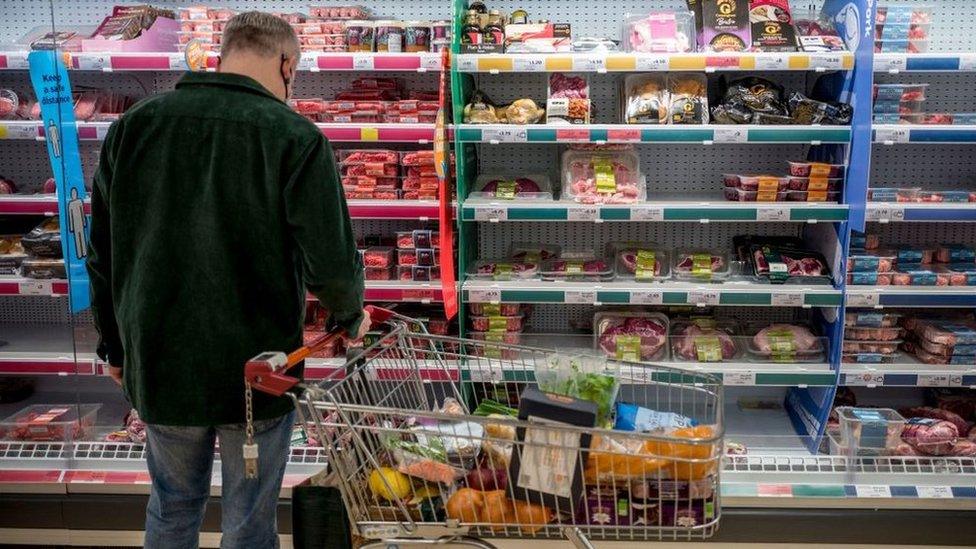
[0,296,92,324]
[871,0,976,53]
[871,144,976,189]
[873,73,976,114]
[476,221,800,258]
[866,221,976,245]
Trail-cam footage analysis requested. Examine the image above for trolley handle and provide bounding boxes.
[245,305,394,396]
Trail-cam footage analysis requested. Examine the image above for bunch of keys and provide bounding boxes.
[243,381,259,479]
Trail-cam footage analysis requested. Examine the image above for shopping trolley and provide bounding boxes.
[245,306,724,548]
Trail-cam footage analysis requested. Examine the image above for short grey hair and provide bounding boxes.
[222,11,300,59]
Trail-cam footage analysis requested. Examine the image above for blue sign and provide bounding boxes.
[28,51,90,312]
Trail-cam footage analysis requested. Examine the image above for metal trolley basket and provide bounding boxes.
[246,307,724,548]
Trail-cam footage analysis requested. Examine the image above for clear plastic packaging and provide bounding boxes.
[914,335,976,358]
[851,233,881,250]
[835,407,906,456]
[397,265,440,281]
[787,161,845,178]
[891,264,949,286]
[875,6,933,26]
[540,257,614,282]
[20,258,66,279]
[845,312,902,328]
[875,22,931,41]
[397,248,438,267]
[374,20,403,52]
[873,84,928,115]
[561,149,644,204]
[365,266,394,280]
[345,20,375,51]
[786,176,843,191]
[933,264,976,286]
[396,230,438,250]
[842,340,902,354]
[0,404,100,443]
[893,246,936,264]
[875,39,929,53]
[610,243,670,282]
[747,323,827,363]
[730,175,789,192]
[623,74,669,125]
[786,190,841,202]
[593,311,669,362]
[867,187,920,202]
[470,174,553,200]
[670,319,741,362]
[468,303,522,316]
[467,259,539,280]
[469,331,522,359]
[847,272,893,285]
[622,11,696,53]
[547,73,591,125]
[338,149,399,165]
[847,251,896,273]
[915,190,976,203]
[510,243,560,262]
[843,352,900,364]
[750,246,831,283]
[362,246,394,268]
[893,113,976,125]
[846,326,902,341]
[724,187,788,202]
[672,249,730,281]
[936,245,976,264]
[668,74,709,124]
[469,314,525,332]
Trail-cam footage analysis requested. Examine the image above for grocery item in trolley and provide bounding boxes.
[562,148,643,204]
[747,323,826,362]
[470,174,553,200]
[594,312,669,362]
[670,319,740,362]
[672,249,730,282]
[610,242,670,282]
[541,257,614,282]
[622,10,696,53]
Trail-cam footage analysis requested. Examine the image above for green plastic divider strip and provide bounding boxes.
[792,484,847,497]
[754,373,837,386]
[748,128,851,142]
[666,208,757,221]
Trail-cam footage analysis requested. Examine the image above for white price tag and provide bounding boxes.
[513,56,546,72]
[565,290,597,304]
[810,53,843,70]
[456,56,477,72]
[771,292,804,307]
[876,55,907,73]
[855,485,892,498]
[18,280,52,296]
[959,54,976,72]
[360,525,402,539]
[168,53,187,70]
[918,374,962,387]
[483,127,527,143]
[5,53,29,70]
[1,123,38,139]
[755,54,789,71]
[636,54,669,71]
[630,290,664,305]
[353,54,374,70]
[572,55,606,72]
[757,207,789,222]
[95,124,109,141]
[847,292,880,308]
[298,53,316,71]
[917,486,953,499]
[687,290,720,306]
[468,366,504,383]
[845,372,885,387]
[473,206,507,221]
[420,53,441,71]
[876,127,910,144]
[714,127,748,143]
[724,372,756,386]
[869,205,905,223]
[631,206,664,221]
[468,288,501,303]
[77,54,109,71]
[567,207,599,222]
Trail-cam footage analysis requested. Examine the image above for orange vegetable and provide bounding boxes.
[481,490,515,532]
[511,499,554,534]
[584,434,669,483]
[643,425,718,480]
[446,488,484,524]
[445,488,554,534]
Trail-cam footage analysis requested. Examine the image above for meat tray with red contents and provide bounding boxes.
[672,250,730,282]
[468,259,539,280]
[669,319,741,362]
[0,404,99,443]
[612,244,670,282]
[396,230,439,250]
[843,340,902,354]
[562,149,644,204]
[847,250,896,273]
[397,265,440,281]
[594,312,669,362]
[363,246,394,268]
[469,314,525,332]
[540,257,615,282]
[787,161,845,178]
[847,326,903,341]
[468,303,522,316]
[397,248,439,267]
[746,323,827,363]
[468,331,521,359]
[750,246,830,284]
[845,312,901,328]
[365,266,394,280]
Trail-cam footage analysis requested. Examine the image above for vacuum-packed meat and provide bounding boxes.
[901,418,959,456]
[900,406,972,437]
[752,324,819,352]
[595,313,668,361]
[672,323,737,361]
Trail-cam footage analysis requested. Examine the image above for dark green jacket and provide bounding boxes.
[87,72,364,426]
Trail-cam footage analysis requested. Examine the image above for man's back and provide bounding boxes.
[88,72,364,425]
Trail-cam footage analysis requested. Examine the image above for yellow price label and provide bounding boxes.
[0,125,7,139]
[360,127,379,141]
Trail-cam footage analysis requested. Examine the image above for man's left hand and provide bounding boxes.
[107,365,123,385]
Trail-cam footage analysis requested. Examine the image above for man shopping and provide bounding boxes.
[86,12,368,548]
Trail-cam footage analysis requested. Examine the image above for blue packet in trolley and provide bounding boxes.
[614,402,697,432]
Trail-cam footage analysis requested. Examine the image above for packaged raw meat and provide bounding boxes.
[876,6,932,25]
[562,149,644,204]
[362,246,394,268]
[611,243,670,282]
[845,312,901,328]
[397,265,440,281]
[867,187,920,202]
[850,233,880,250]
[842,353,899,364]
[673,250,730,281]
[787,161,845,178]
[893,246,936,264]
[900,406,972,437]
[309,5,370,19]
[902,418,959,456]
[468,303,522,316]
[0,404,100,443]
[908,344,976,366]
[669,74,708,124]
[835,407,905,456]
[914,336,976,359]
[400,150,435,166]
[935,245,976,264]
[786,176,843,192]
[594,312,669,362]
[467,259,538,280]
[365,266,393,280]
[670,319,739,362]
[750,246,830,283]
[397,248,438,267]
[470,174,553,200]
[345,20,375,51]
[338,149,399,165]
[912,321,976,346]
[510,243,560,262]
[875,38,929,54]
[622,11,696,53]
[748,323,826,362]
[891,264,949,286]
[469,331,521,359]
[847,272,892,285]
[726,174,789,192]
[723,187,787,202]
[540,257,614,282]
[547,73,591,125]
[847,251,896,273]
[846,326,902,341]
[469,314,525,332]
[396,230,438,249]
[623,74,669,124]
[933,264,976,286]
[873,83,928,103]
[915,190,976,203]
[843,339,901,354]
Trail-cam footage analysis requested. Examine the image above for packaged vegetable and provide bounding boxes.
[593,312,669,362]
[534,353,619,424]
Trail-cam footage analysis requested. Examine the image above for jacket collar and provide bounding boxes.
[176,72,282,103]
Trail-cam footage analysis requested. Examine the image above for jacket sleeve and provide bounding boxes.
[283,135,365,333]
[86,121,125,366]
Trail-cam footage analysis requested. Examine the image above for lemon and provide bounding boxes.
[368,468,411,501]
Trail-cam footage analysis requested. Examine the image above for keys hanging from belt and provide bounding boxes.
[243,381,258,479]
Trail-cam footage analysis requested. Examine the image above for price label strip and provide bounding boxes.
[876,127,910,144]
[513,57,546,72]
[636,55,669,71]
[876,55,907,73]
[724,372,757,386]
[483,127,527,143]
[755,54,789,71]
[854,485,892,499]
[630,290,664,305]
[687,290,720,306]
[567,207,599,222]
[473,206,507,222]
[847,292,880,308]
[713,127,748,143]
[771,292,804,307]
[845,372,885,387]
[468,288,501,303]
[565,290,598,304]
[757,207,789,222]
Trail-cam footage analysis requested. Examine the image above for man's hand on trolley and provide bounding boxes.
[349,308,372,341]
[108,365,123,386]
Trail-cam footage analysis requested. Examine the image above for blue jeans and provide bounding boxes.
[144,411,295,549]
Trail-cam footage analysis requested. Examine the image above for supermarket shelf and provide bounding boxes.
[462,196,849,222]
[873,124,976,144]
[456,51,853,73]
[874,52,976,73]
[842,355,976,388]
[0,278,69,297]
[866,202,976,222]
[455,124,851,144]
[0,195,65,216]
[363,280,444,303]
[0,51,443,72]
[846,286,976,308]
[463,279,842,307]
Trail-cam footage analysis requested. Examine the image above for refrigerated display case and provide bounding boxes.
[1,0,976,546]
